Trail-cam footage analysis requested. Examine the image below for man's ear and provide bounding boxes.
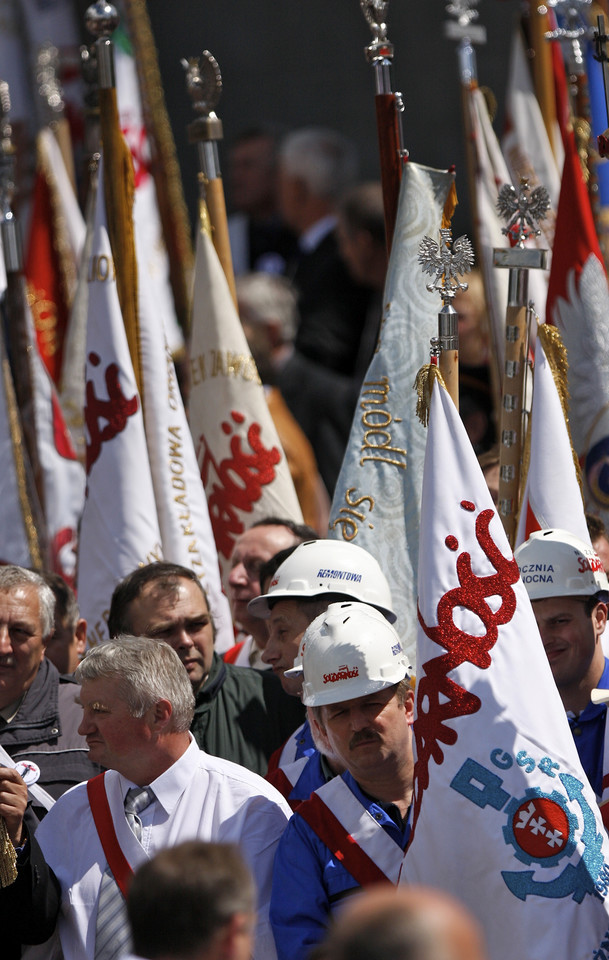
[75,619,88,658]
[594,602,608,639]
[152,698,173,732]
[404,688,415,726]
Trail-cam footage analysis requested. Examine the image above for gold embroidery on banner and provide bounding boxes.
[167,425,205,575]
[86,608,110,649]
[329,488,376,541]
[27,285,59,359]
[359,376,407,469]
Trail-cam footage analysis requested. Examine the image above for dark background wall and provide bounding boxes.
[144,0,521,243]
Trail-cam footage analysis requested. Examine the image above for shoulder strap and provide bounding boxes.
[87,773,133,898]
[297,791,389,887]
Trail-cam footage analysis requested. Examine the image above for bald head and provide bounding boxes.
[318,886,487,960]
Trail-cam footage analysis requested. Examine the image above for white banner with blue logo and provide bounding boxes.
[401,376,609,960]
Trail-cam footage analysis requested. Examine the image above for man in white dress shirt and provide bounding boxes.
[0,636,291,960]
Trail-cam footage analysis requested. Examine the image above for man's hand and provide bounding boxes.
[0,767,27,845]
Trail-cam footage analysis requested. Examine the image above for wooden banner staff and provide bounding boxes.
[0,81,45,567]
[182,53,237,308]
[360,0,407,255]
[419,228,475,410]
[493,178,549,548]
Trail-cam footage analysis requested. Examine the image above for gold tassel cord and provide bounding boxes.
[0,819,17,887]
[414,363,447,427]
[536,322,584,498]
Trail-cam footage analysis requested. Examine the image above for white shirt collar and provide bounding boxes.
[117,736,199,816]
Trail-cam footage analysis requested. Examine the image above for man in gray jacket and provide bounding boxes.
[0,566,100,807]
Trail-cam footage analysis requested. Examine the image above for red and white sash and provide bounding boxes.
[297,776,404,886]
[266,721,307,775]
[87,772,149,897]
[266,755,309,808]
[599,716,609,831]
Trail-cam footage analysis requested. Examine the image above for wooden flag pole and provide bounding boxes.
[360,0,406,255]
[493,178,549,547]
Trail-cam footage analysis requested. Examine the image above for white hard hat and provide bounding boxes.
[247,539,396,622]
[299,601,411,707]
[514,528,609,601]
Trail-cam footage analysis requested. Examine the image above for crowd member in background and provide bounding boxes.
[128,841,256,960]
[225,517,317,669]
[0,565,100,807]
[515,529,609,824]
[42,572,87,675]
[276,127,372,495]
[270,603,413,960]
[336,180,387,377]
[453,269,496,455]
[236,272,329,531]
[227,126,297,276]
[2,638,291,960]
[588,513,609,574]
[317,886,488,960]
[478,446,500,505]
[108,561,304,776]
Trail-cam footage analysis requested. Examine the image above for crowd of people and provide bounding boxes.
[0,501,607,959]
[0,119,604,960]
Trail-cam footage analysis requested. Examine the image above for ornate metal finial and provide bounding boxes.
[181,52,222,117]
[85,2,119,40]
[418,228,474,303]
[496,178,551,248]
[445,0,480,28]
[35,43,64,120]
[0,81,15,221]
[360,0,393,62]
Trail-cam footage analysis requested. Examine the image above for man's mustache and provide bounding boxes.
[349,728,381,750]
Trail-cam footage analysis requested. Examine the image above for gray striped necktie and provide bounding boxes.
[94,787,155,960]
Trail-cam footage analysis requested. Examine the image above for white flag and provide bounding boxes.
[401,376,609,960]
[515,330,589,548]
[188,226,302,583]
[137,247,234,651]
[77,156,162,648]
[327,161,454,669]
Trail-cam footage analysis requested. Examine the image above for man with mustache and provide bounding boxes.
[269,602,414,960]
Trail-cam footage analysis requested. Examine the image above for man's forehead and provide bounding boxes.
[231,525,296,562]
[0,585,41,617]
[136,578,208,612]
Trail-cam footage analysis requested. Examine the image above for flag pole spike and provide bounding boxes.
[493,176,550,547]
[182,51,237,307]
[418,227,474,410]
[360,0,406,254]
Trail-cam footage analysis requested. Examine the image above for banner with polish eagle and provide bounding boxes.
[546,126,609,531]
[401,374,609,960]
[514,326,590,549]
[327,161,456,670]
[188,223,303,584]
[77,156,162,648]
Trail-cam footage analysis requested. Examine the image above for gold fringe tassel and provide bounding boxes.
[0,819,17,888]
[536,323,584,497]
[414,363,447,427]
[442,180,458,229]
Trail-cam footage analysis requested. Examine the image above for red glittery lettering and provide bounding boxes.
[445,536,458,551]
[198,411,281,559]
[85,353,139,474]
[461,500,476,511]
[411,507,520,832]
